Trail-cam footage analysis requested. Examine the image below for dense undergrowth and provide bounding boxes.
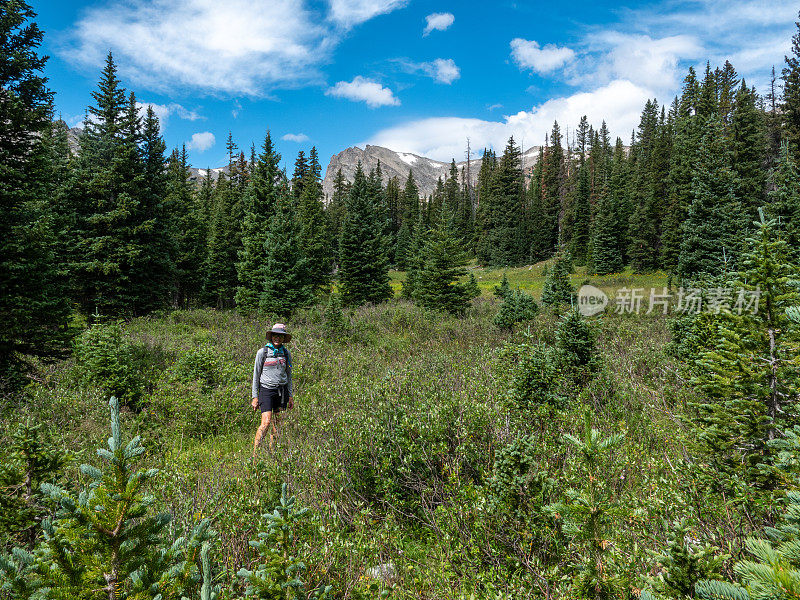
[0,270,789,599]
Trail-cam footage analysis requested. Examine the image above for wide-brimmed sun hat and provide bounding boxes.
[267,323,292,342]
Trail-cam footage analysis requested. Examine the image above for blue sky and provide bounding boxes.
[35,0,797,173]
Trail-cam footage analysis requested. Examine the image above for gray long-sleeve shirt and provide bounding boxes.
[251,345,293,398]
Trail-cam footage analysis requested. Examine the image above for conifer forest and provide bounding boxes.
[5,1,800,599]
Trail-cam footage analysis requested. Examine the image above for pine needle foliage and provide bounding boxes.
[297,147,332,293]
[169,146,206,308]
[591,191,624,275]
[645,520,727,600]
[401,210,427,301]
[73,320,143,405]
[338,164,392,306]
[0,423,65,550]
[546,414,627,600]
[203,174,240,308]
[237,131,282,311]
[199,542,220,600]
[323,294,348,335]
[486,434,556,548]
[494,288,539,329]
[505,339,563,413]
[678,118,741,278]
[541,253,576,307]
[413,208,473,315]
[465,273,481,299]
[238,483,331,599]
[0,397,218,599]
[0,0,71,391]
[686,211,800,488]
[493,273,511,299]
[765,142,800,254]
[556,309,600,377]
[695,431,800,600]
[781,14,800,153]
[259,187,316,316]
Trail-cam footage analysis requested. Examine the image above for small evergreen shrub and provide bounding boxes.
[238,483,331,599]
[545,413,627,600]
[494,289,539,329]
[171,344,226,391]
[506,341,563,412]
[73,321,143,404]
[0,423,65,551]
[646,520,726,600]
[493,273,510,299]
[0,397,218,598]
[541,253,576,307]
[465,273,481,299]
[488,434,554,520]
[323,294,348,334]
[413,209,473,315]
[555,309,599,375]
[142,345,243,439]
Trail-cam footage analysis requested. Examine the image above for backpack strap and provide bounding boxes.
[264,343,292,368]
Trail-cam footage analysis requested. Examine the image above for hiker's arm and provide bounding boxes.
[251,350,262,401]
[286,349,293,399]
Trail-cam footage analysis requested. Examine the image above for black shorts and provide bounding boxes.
[258,385,287,414]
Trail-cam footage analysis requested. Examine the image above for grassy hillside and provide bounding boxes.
[390,260,670,299]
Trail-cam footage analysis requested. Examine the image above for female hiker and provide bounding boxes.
[251,323,294,455]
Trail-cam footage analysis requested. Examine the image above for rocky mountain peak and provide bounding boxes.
[321,144,542,199]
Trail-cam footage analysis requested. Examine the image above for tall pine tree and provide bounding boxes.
[413,207,473,315]
[687,211,800,487]
[259,183,315,315]
[0,0,71,391]
[63,54,151,315]
[782,13,800,153]
[236,131,282,311]
[297,146,331,292]
[169,145,206,307]
[678,118,741,278]
[338,164,392,306]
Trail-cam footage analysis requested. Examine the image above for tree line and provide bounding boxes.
[4,0,800,391]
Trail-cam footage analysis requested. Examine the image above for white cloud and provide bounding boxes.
[135,102,203,130]
[573,33,703,93]
[510,38,576,74]
[282,133,310,142]
[326,76,400,107]
[67,113,87,128]
[66,0,332,96]
[328,0,408,28]
[187,132,216,152]
[638,0,796,36]
[232,100,243,119]
[65,0,412,96]
[588,0,794,94]
[360,0,792,163]
[423,12,454,36]
[726,36,790,75]
[404,58,461,84]
[367,80,651,161]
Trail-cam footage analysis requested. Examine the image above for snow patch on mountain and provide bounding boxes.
[398,152,418,166]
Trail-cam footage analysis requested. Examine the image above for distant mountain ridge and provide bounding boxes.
[63,124,545,197]
[321,144,543,199]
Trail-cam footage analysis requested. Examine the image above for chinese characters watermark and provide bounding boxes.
[577,285,761,317]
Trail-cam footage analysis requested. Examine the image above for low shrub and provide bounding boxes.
[494,289,539,329]
[73,321,143,405]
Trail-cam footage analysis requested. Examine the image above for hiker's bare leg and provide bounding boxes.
[253,411,272,455]
[268,412,281,450]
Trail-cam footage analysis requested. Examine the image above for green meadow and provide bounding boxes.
[3,266,750,599]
